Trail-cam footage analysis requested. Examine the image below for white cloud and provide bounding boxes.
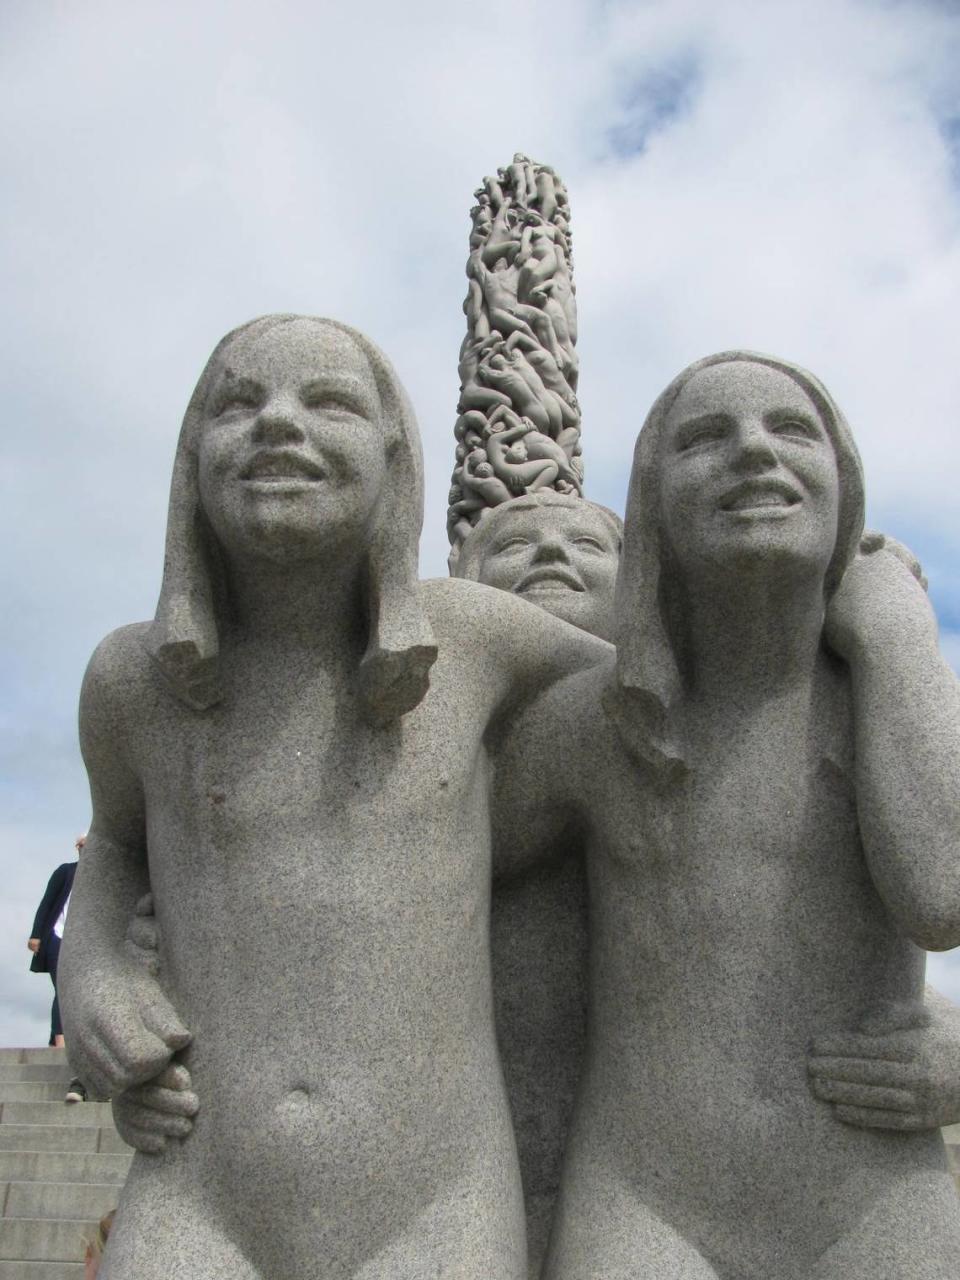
[2,0,960,1044]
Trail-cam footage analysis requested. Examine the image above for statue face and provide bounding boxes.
[658,362,839,585]
[197,321,387,565]
[474,503,619,640]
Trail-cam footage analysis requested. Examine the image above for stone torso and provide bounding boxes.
[109,582,529,1276]
[548,665,944,1277]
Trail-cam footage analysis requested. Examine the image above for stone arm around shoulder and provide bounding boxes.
[435,577,610,718]
[57,628,191,1099]
[825,547,960,950]
[488,670,586,883]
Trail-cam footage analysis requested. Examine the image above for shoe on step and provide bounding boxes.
[65,1078,87,1103]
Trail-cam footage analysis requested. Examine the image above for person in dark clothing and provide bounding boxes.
[28,835,87,1099]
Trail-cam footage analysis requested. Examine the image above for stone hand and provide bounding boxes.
[808,1015,960,1130]
[124,892,161,977]
[112,1061,200,1155]
[824,532,936,665]
[67,963,191,1100]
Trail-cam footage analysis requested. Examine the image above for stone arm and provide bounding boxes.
[825,544,960,950]
[57,629,191,1099]
[489,673,584,882]
[809,985,960,1130]
[430,578,610,723]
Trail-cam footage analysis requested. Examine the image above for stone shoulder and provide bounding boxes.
[418,576,526,633]
[81,622,158,728]
[85,621,155,687]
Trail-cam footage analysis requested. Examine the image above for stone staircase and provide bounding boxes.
[0,1048,132,1278]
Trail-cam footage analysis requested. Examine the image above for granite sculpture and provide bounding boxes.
[492,352,960,1278]
[57,315,611,1280]
[59,312,960,1279]
[114,481,960,1279]
[447,156,582,566]
[455,493,622,1275]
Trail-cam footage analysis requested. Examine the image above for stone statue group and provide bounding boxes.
[58,312,960,1279]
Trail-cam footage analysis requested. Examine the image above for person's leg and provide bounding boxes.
[47,934,65,1048]
[100,1158,259,1280]
[810,1169,960,1280]
[544,1164,719,1280]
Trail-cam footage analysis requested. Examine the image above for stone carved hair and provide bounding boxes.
[611,350,865,772]
[143,314,437,725]
[453,491,623,582]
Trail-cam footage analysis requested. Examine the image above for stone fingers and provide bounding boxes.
[133,1081,200,1118]
[832,1104,928,1131]
[810,1077,917,1112]
[119,1096,196,1136]
[808,1054,918,1086]
[140,995,192,1051]
[83,1004,186,1094]
[810,1032,917,1063]
[154,1061,194,1091]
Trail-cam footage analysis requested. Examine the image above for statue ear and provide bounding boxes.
[143,380,223,711]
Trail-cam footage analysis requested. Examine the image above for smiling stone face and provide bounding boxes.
[458,496,621,640]
[658,361,840,586]
[197,319,388,566]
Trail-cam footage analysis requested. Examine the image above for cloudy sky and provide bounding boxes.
[3,0,960,1046]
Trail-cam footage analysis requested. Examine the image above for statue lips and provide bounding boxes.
[515,566,584,595]
[241,449,326,487]
[718,477,802,517]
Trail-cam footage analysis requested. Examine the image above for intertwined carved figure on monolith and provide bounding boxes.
[447,155,583,566]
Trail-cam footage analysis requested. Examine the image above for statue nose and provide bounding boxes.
[252,406,305,445]
[733,421,778,471]
[532,538,571,564]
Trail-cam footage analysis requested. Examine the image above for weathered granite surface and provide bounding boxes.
[59,321,960,1280]
[492,352,960,1278]
[455,493,622,1275]
[57,316,609,1280]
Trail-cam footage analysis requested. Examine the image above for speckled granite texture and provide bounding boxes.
[58,329,960,1280]
[492,353,960,1278]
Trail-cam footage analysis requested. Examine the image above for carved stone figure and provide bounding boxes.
[96,471,960,1278]
[494,353,960,1279]
[57,315,609,1280]
[449,156,583,562]
[455,493,621,1276]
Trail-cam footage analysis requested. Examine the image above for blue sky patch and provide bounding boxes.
[607,54,701,158]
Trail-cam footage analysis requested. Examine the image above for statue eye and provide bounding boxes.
[495,537,530,553]
[572,536,604,550]
[676,417,729,452]
[302,392,365,416]
[216,393,260,417]
[769,416,819,442]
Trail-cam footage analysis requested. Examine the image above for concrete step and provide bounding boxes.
[0,1053,67,1069]
[0,1128,128,1156]
[0,1154,131,1187]
[0,1219,97,1263]
[3,1182,119,1222]
[0,1104,113,1129]
[0,1070,71,1087]
[0,1089,73,1107]
[0,1264,83,1278]
[0,1130,99,1155]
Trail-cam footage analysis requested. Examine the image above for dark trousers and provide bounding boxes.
[47,934,62,1044]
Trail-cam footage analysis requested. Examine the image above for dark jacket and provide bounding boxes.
[30,862,76,974]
